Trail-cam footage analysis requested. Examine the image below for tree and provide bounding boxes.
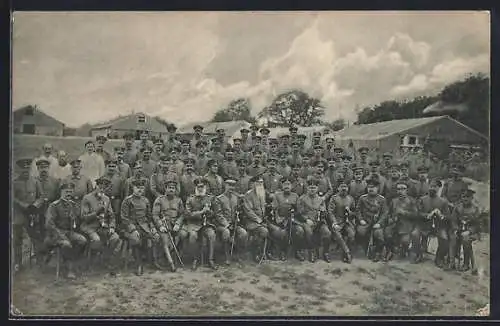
[323,118,346,131]
[155,116,176,131]
[258,90,325,127]
[210,98,257,124]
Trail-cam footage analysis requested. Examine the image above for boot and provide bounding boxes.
[460,249,470,272]
[134,248,143,276]
[296,249,306,262]
[371,245,381,262]
[191,258,199,271]
[223,244,231,266]
[309,249,316,263]
[323,240,331,262]
[343,251,352,264]
[208,259,218,270]
[66,261,76,280]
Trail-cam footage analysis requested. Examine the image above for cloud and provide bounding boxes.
[428,54,489,85]
[390,74,429,96]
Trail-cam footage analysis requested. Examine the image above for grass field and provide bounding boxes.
[11,135,491,317]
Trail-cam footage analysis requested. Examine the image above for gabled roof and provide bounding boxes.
[336,116,446,140]
[91,113,168,133]
[178,120,252,136]
[13,105,65,127]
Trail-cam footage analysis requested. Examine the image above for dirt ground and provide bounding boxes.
[11,234,489,317]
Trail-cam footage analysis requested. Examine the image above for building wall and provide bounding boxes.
[13,109,65,136]
[36,125,64,136]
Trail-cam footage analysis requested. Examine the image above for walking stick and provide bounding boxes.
[287,208,295,258]
[258,238,268,265]
[167,229,184,267]
[230,209,240,258]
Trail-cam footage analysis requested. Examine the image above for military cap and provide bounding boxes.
[333,147,344,153]
[95,176,111,186]
[193,177,208,186]
[183,157,195,165]
[462,188,475,197]
[366,178,380,187]
[358,147,369,153]
[337,178,348,186]
[132,161,143,169]
[196,140,208,148]
[389,164,400,171]
[131,179,147,187]
[395,180,408,188]
[84,140,95,146]
[267,157,278,163]
[417,165,429,173]
[260,128,270,135]
[430,179,442,188]
[306,176,319,186]
[193,124,204,131]
[224,178,237,185]
[96,135,107,142]
[369,160,380,166]
[250,125,259,131]
[281,176,294,184]
[236,159,247,166]
[207,159,218,167]
[60,181,75,191]
[216,128,225,134]
[123,132,134,139]
[313,144,323,150]
[167,125,177,132]
[352,164,364,172]
[289,126,298,132]
[312,131,322,137]
[36,158,50,167]
[279,134,290,139]
[253,150,263,155]
[140,147,152,153]
[233,138,242,143]
[105,159,118,166]
[298,134,307,140]
[240,128,250,133]
[342,153,353,160]
[382,152,393,158]
[254,135,262,141]
[291,141,300,147]
[325,136,334,142]
[250,174,264,183]
[69,158,82,167]
[399,161,410,169]
[180,139,190,145]
[16,158,32,168]
[154,139,164,145]
[159,154,170,162]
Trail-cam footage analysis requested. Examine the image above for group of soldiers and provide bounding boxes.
[12,124,484,279]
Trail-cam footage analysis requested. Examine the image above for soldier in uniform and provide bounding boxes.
[190,124,205,150]
[290,164,307,196]
[115,147,132,180]
[151,139,165,162]
[262,157,282,195]
[295,177,327,262]
[45,181,88,279]
[243,175,271,262]
[356,147,371,177]
[414,166,430,198]
[417,179,451,267]
[194,140,210,176]
[380,152,394,178]
[384,164,401,203]
[232,138,249,164]
[204,159,225,196]
[179,158,198,203]
[80,177,121,273]
[339,154,354,184]
[150,155,180,201]
[312,161,333,201]
[95,136,112,162]
[62,159,94,217]
[170,148,185,176]
[164,125,181,154]
[441,164,468,205]
[277,153,291,178]
[124,162,151,200]
[333,147,344,162]
[247,151,267,177]
[323,136,335,161]
[122,133,140,167]
[287,141,303,167]
[139,147,159,180]
[278,134,291,156]
[179,138,196,164]
[327,180,356,263]
[310,131,322,152]
[121,178,157,275]
[270,177,299,261]
[450,189,481,273]
[12,158,36,272]
[398,161,419,198]
[239,128,252,152]
[30,143,59,179]
[387,180,419,261]
[137,130,155,153]
[259,128,271,151]
[349,165,368,201]
[310,144,328,168]
[101,159,125,226]
[184,177,217,270]
[364,160,387,196]
[299,154,315,179]
[152,179,185,272]
[214,128,231,153]
[355,178,388,262]
[207,139,225,166]
[221,148,239,180]
[236,159,252,195]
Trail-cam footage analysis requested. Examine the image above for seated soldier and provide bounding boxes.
[44,181,88,279]
[270,177,299,261]
[184,177,217,270]
[355,178,387,262]
[327,179,355,263]
[242,175,271,262]
[120,179,158,276]
[152,179,185,272]
[80,176,121,274]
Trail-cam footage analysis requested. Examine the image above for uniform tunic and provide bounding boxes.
[45,198,82,244]
[204,173,225,196]
[297,194,326,225]
[124,176,151,198]
[13,176,36,226]
[287,152,303,167]
[121,195,154,237]
[117,161,132,180]
[221,160,239,180]
[122,148,139,167]
[140,159,159,179]
[272,191,299,226]
[243,190,268,225]
[29,155,59,179]
[328,194,356,227]
[277,164,292,178]
[152,195,185,230]
[179,173,199,202]
[247,164,267,177]
[355,194,388,225]
[417,195,451,234]
[349,180,367,201]
[414,179,430,198]
[95,149,112,163]
[185,194,215,232]
[388,196,418,234]
[214,193,239,227]
[450,202,481,236]
[150,171,180,199]
[34,176,60,204]
[262,171,283,194]
[80,192,116,234]
[195,155,210,176]
[62,174,93,202]
[441,178,469,204]
[102,173,125,221]
[236,173,252,195]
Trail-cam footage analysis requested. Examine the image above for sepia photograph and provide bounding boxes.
[10,11,490,317]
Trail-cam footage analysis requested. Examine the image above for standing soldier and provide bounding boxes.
[290,164,307,197]
[277,153,291,178]
[30,143,59,179]
[214,179,249,264]
[380,152,394,178]
[121,178,157,276]
[124,162,151,200]
[262,157,282,195]
[251,136,266,161]
[323,136,335,161]
[207,140,225,166]
[184,177,217,270]
[151,139,165,163]
[243,175,271,262]
[45,181,88,279]
[100,159,125,227]
[122,133,140,167]
[194,140,210,176]
[204,159,225,196]
[62,159,94,214]
[297,134,307,154]
[327,180,356,263]
[289,126,299,142]
[115,147,132,180]
[333,147,344,162]
[287,141,303,167]
[190,124,205,150]
[384,164,401,203]
[164,125,181,154]
[349,165,368,201]
[95,136,112,163]
[310,144,327,168]
[299,155,315,179]
[267,139,280,159]
[236,159,252,195]
[179,139,196,164]
[152,179,185,272]
[295,178,327,262]
[414,166,431,198]
[364,160,387,196]
[449,188,481,273]
[356,147,371,177]
[239,128,252,152]
[139,147,158,180]
[278,134,291,156]
[312,161,333,201]
[221,148,239,180]
[179,158,198,203]
[137,130,154,153]
[12,158,36,272]
[325,157,339,190]
[80,177,121,273]
[355,178,387,262]
[387,180,419,261]
[52,151,72,181]
[79,141,106,185]
[247,151,267,177]
[259,128,271,152]
[441,164,468,205]
[417,179,451,267]
[268,177,298,260]
[150,156,180,201]
[214,128,231,153]
[309,132,322,152]
[397,161,419,198]
[169,148,185,176]
[232,138,249,164]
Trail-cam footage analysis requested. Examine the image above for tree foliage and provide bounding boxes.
[154,116,176,131]
[210,98,257,124]
[323,118,346,131]
[258,90,325,127]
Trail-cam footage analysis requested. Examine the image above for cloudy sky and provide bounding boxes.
[12,11,490,127]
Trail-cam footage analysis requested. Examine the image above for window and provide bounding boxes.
[25,107,34,116]
[408,136,417,145]
[137,114,146,123]
[22,124,35,134]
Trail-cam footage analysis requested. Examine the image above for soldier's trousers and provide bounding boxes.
[357,224,384,251]
[324,225,351,255]
[84,229,121,254]
[456,231,478,267]
[435,228,452,263]
[12,224,24,267]
[292,220,319,249]
[409,227,423,256]
[51,231,88,261]
[245,222,269,256]
[268,224,287,251]
[341,223,356,249]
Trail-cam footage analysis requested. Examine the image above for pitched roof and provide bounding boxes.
[13,105,65,127]
[91,113,168,133]
[178,120,252,136]
[335,116,446,140]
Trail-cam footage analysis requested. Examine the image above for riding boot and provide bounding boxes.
[296,249,306,261]
[371,244,381,262]
[152,246,162,270]
[222,243,231,266]
[207,239,217,270]
[460,247,471,271]
[323,240,331,263]
[134,247,143,276]
[309,249,316,263]
[66,261,76,280]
